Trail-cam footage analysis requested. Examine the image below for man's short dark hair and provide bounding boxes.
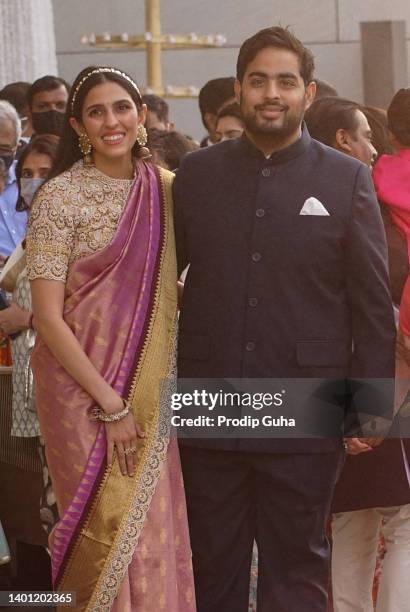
[304,96,361,146]
[27,75,70,109]
[198,77,235,128]
[141,94,169,122]
[387,88,410,147]
[0,82,31,116]
[313,78,338,99]
[217,102,243,123]
[236,26,315,86]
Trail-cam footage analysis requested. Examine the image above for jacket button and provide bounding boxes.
[261,168,270,177]
[246,341,255,351]
[248,297,258,307]
[252,252,261,262]
[256,208,265,218]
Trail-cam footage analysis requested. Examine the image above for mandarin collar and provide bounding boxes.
[238,123,311,165]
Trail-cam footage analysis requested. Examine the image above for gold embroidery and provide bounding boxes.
[26,160,132,283]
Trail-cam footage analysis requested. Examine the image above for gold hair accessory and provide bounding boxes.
[71,67,141,112]
[78,132,93,166]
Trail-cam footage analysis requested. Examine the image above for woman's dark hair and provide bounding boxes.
[304,96,361,146]
[15,134,60,210]
[47,66,143,180]
[236,26,315,85]
[147,129,198,171]
[363,106,394,157]
[217,102,244,124]
[387,88,410,147]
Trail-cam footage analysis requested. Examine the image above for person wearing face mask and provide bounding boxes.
[27,75,70,138]
[0,134,59,590]
[0,101,28,260]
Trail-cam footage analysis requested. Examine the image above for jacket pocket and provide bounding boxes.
[296,340,350,367]
[178,333,210,361]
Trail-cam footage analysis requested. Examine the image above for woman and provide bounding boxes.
[26,66,195,611]
[0,135,59,589]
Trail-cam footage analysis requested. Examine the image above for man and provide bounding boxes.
[27,75,70,137]
[305,96,376,168]
[141,93,174,131]
[174,27,395,611]
[0,82,33,142]
[214,102,244,142]
[0,101,28,258]
[198,77,235,146]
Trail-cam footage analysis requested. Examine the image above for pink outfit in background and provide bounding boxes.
[373,150,410,336]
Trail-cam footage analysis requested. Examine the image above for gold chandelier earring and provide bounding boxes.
[78,132,93,166]
[136,124,151,159]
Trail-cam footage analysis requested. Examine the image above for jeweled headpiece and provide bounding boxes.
[70,67,141,113]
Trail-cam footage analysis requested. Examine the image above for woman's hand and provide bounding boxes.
[0,303,31,335]
[105,406,145,477]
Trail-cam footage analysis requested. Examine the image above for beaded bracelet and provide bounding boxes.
[90,399,131,423]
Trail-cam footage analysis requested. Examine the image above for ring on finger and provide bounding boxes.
[124,446,137,456]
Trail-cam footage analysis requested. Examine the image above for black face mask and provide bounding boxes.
[0,153,14,171]
[32,109,65,136]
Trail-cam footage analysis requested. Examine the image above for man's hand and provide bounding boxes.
[0,303,31,335]
[343,437,373,455]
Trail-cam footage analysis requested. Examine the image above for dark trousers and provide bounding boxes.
[180,445,343,612]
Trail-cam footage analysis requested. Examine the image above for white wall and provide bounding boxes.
[52,0,410,139]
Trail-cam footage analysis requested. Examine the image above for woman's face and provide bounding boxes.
[21,151,53,178]
[73,81,145,164]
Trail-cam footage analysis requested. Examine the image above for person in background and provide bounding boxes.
[306,94,410,612]
[304,96,377,168]
[0,135,59,591]
[0,82,33,144]
[27,76,70,137]
[142,93,174,131]
[0,101,28,259]
[198,77,235,146]
[147,128,198,170]
[214,102,244,142]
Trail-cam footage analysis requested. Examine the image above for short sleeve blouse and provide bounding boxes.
[26,160,133,283]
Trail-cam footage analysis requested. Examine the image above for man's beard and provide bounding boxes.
[241,99,306,144]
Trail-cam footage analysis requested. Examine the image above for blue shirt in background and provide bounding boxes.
[0,161,28,256]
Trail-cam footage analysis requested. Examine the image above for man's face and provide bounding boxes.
[0,119,17,170]
[31,85,68,113]
[215,115,244,142]
[345,110,377,168]
[145,110,169,131]
[235,47,315,145]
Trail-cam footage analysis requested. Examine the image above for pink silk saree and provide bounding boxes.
[31,162,195,611]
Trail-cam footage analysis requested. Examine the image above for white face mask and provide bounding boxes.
[19,177,45,208]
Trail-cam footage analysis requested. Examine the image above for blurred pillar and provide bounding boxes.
[0,0,58,86]
[361,20,408,109]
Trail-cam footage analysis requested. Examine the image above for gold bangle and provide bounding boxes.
[90,399,131,423]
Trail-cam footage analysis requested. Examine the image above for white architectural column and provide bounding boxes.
[0,0,58,86]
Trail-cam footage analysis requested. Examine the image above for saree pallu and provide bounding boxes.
[31,163,195,611]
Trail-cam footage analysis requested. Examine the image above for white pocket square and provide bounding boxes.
[299,197,330,216]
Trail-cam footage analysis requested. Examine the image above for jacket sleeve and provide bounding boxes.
[172,159,190,277]
[344,164,396,430]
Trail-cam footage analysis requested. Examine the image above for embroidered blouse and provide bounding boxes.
[26,160,133,282]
